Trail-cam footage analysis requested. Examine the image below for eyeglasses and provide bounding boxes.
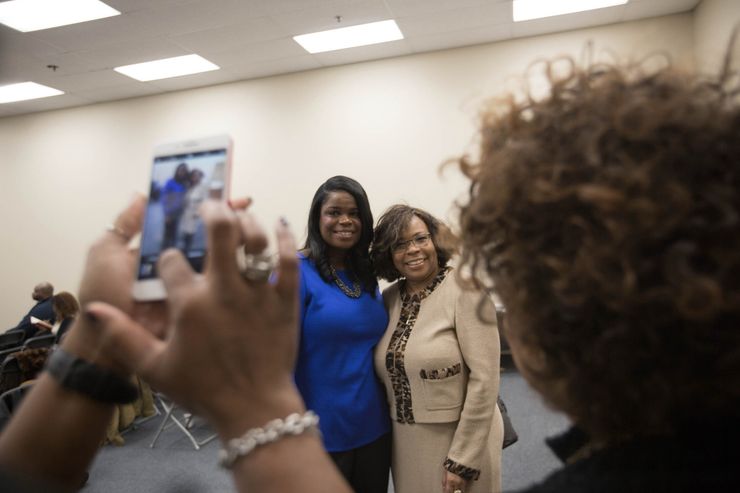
[392,233,432,253]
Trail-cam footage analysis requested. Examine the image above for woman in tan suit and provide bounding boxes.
[371,205,503,493]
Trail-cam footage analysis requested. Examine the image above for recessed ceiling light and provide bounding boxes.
[114,55,220,82]
[0,0,120,32]
[293,19,404,54]
[0,82,64,104]
[513,0,629,22]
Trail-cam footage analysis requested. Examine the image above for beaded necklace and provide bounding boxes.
[329,264,361,298]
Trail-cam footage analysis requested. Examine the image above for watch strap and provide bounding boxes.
[45,348,139,404]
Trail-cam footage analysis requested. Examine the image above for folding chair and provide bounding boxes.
[22,333,55,350]
[149,393,216,450]
[0,331,24,351]
[0,347,21,366]
[0,357,22,395]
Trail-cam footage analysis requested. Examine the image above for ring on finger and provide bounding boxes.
[106,224,132,242]
[240,253,274,283]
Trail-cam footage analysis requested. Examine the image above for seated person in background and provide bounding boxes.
[33,292,80,344]
[0,47,739,493]
[13,348,49,385]
[0,348,50,431]
[8,283,54,340]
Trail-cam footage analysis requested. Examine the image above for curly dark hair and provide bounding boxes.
[15,348,51,381]
[303,175,378,294]
[457,54,740,443]
[371,204,458,282]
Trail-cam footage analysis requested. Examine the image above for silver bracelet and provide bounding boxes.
[218,411,320,469]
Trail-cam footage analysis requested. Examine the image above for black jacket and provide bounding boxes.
[13,298,54,341]
[515,420,739,493]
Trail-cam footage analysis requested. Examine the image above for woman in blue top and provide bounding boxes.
[161,162,190,249]
[296,175,391,493]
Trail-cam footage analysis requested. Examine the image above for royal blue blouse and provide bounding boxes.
[295,253,391,452]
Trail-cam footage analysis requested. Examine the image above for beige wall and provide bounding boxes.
[694,0,740,74]
[0,13,694,328]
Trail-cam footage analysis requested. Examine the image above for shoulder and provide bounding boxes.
[297,252,317,271]
[382,281,400,298]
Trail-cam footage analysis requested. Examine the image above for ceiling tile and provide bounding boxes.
[622,0,700,22]
[27,13,157,52]
[224,54,322,79]
[408,23,512,53]
[169,17,288,54]
[81,82,163,103]
[208,37,307,67]
[0,27,63,60]
[271,0,391,35]
[256,0,383,17]
[77,37,189,68]
[398,2,511,37]
[0,51,97,86]
[125,0,271,37]
[384,0,502,18]
[50,69,132,92]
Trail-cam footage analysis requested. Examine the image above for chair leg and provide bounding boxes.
[149,398,174,448]
[149,394,216,450]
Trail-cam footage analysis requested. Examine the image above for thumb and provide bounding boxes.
[86,301,166,380]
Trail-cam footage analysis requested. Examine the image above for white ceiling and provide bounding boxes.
[0,0,700,118]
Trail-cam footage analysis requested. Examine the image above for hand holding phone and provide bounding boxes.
[133,135,233,301]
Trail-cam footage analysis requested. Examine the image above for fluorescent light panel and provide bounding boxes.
[0,82,64,104]
[0,0,120,32]
[294,19,403,54]
[114,55,220,82]
[513,0,629,22]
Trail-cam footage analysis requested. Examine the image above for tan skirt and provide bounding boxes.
[391,406,503,493]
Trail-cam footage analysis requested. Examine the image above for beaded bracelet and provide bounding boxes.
[218,411,320,469]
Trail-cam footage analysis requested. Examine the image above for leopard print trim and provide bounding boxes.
[385,267,450,424]
[420,362,461,380]
[443,457,481,481]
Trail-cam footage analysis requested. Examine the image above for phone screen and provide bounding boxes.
[137,147,227,281]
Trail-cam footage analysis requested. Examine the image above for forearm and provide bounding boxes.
[0,317,130,489]
[0,373,112,490]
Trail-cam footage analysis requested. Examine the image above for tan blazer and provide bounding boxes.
[375,270,502,474]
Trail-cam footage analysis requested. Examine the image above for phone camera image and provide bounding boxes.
[138,149,227,280]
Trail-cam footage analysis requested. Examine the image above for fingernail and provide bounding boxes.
[279,216,289,227]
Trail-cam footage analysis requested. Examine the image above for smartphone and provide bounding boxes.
[133,134,233,301]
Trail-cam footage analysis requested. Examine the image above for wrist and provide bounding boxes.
[44,348,139,404]
[59,317,130,377]
[210,384,306,441]
[218,410,320,469]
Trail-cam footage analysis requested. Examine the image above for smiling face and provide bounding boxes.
[319,191,362,259]
[392,215,439,292]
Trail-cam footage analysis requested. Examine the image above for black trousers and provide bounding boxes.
[329,432,391,493]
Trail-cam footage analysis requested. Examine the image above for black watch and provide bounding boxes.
[45,348,139,404]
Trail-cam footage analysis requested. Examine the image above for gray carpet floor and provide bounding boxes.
[85,370,570,492]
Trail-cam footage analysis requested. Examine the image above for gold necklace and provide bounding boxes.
[329,264,361,298]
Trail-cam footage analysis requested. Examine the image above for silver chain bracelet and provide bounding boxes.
[218,411,320,469]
